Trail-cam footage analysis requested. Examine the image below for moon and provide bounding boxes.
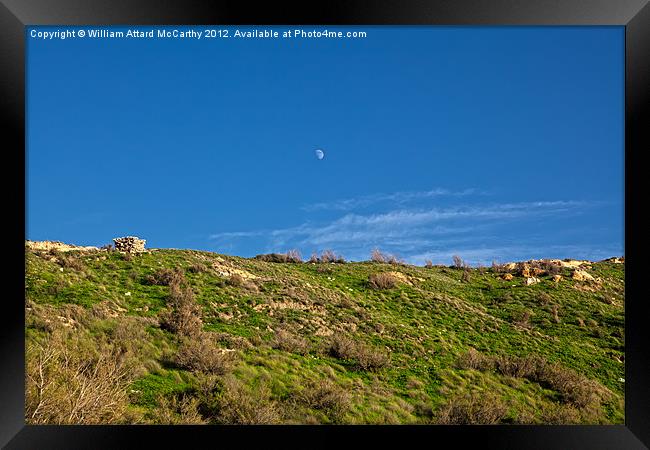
[315,149,324,160]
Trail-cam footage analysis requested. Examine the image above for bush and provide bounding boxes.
[452,255,465,269]
[174,334,233,374]
[161,282,203,337]
[368,272,398,290]
[209,376,280,424]
[187,263,209,274]
[226,273,245,287]
[26,330,135,424]
[255,251,304,263]
[371,248,400,264]
[271,329,310,355]
[328,335,389,371]
[154,394,206,424]
[286,249,302,263]
[436,392,508,424]
[57,253,86,271]
[424,260,433,268]
[145,268,185,286]
[293,378,351,423]
[455,350,607,410]
[461,268,471,283]
[456,348,494,371]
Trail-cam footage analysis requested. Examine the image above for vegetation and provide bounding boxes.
[25,245,625,424]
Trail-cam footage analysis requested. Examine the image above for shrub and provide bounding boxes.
[286,249,302,263]
[328,335,389,371]
[491,260,505,274]
[512,310,533,328]
[371,248,400,264]
[271,329,310,355]
[154,394,207,424]
[255,253,289,263]
[57,254,86,271]
[456,348,494,371]
[174,334,233,374]
[436,392,508,424]
[145,268,185,286]
[424,260,433,268]
[537,292,553,306]
[452,255,465,269]
[461,268,471,283]
[187,263,209,274]
[26,330,135,424]
[255,251,304,263]
[161,283,203,337]
[320,249,344,263]
[455,349,607,410]
[226,274,245,287]
[209,376,280,424]
[368,272,398,290]
[294,378,351,423]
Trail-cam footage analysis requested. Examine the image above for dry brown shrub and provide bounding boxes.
[271,329,310,355]
[226,273,245,287]
[161,282,203,337]
[57,254,86,271]
[456,348,494,371]
[26,330,135,424]
[187,263,209,274]
[174,334,233,374]
[539,404,583,424]
[328,335,389,371]
[436,392,508,424]
[452,255,465,269]
[512,310,533,329]
[456,349,607,411]
[154,394,207,424]
[286,249,302,263]
[368,272,398,290]
[371,248,386,263]
[146,267,185,286]
[211,376,280,424]
[294,378,351,423]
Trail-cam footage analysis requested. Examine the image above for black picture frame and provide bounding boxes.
[2,1,648,448]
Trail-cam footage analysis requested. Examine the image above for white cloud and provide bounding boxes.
[209,199,603,262]
[301,187,483,212]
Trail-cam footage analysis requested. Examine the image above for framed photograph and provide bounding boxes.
[2,1,648,448]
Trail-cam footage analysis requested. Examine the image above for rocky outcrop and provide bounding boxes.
[25,240,99,252]
[525,277,540,286]
[113,236,146,253]
[572,269,595,282]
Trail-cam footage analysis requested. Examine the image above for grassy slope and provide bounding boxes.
[25,247,625,424]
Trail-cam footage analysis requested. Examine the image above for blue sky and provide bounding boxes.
[27,26,624,265]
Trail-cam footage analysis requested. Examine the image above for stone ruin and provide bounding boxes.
[112,236,146,253]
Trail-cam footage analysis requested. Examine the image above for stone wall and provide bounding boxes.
[113,236,146,253]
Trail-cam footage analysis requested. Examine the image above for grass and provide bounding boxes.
[25,246,625,424]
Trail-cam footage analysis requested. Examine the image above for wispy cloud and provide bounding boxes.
[209,199,604,263]
[301,187,484,212]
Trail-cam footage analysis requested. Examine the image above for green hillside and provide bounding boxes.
[24,244,625,425]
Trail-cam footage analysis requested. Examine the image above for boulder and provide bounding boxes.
[552,274,563,283]
[572,270,595,282]
[502,273,514,281]
[525,277,540,286]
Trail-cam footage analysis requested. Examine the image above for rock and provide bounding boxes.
[113,236,146,253]
[502,273,514,281]
[572,270,595,282]
[525,277,540,286]
[552,274,563,283]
